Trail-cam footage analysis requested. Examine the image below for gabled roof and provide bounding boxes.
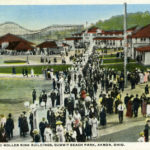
[62,43,70,47]
[0,33,33,45]
[127,26,137,32]
[87,27,99,33]
[93,37,123,41]
[37,41,58,48]
[6,41,34,51]
[135,45,150,52]
[101,30,123,35]
[132,24,150,38]
[65,37,82,41]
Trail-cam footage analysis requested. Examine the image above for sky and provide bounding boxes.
[0,4,150,30]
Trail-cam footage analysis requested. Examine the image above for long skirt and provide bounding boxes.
[141,102,147,116]
[126,103,133,117]
[92,125,98,138]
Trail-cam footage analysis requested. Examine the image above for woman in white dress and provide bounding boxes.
[46,94,52,108]
[56,122,65,142]
[44,125,53,142]
[137,132,145,142]
[140,72,144,84]
[71,128,77,142]
[0,114,6,128]
[66,116,73,131]
[91,116,98,139]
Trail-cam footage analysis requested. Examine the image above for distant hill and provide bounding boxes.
[0,22,39,35]
[95,11,150,30]
[0,22,84,44]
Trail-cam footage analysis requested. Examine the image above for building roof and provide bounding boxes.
[62,43,70,47]
[132,24,150,38]
[127,26,137,32]
[65,37,82,41]
[135,45,150,52]
[6,41,34,51]
[0,33,33,45]
[37,41,58,48]
[87,27,99,33]
[101,30,123,35]
[93,37,123,41]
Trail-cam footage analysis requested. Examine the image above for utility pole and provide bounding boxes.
[124,3,127,88]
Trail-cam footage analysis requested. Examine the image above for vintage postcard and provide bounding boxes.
[0,0,150,150]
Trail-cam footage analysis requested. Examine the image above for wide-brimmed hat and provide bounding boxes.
[56,121,63,125]
[32,129,39,134]
[139,132,144,136]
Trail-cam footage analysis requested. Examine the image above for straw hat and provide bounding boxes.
[32,129,39,134]
[139,132,144,137]
[0,114,4,118]
[56,121,63,125]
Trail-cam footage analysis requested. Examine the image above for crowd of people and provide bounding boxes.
[1,49,150,143]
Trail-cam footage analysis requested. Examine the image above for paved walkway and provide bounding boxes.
[8,40,93,142]
[3,45,148,142]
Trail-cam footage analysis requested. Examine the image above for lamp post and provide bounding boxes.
[59,73,64,106]
[124,2,128,88]
[26,55,29,64]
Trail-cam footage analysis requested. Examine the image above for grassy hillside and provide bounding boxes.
[95,11,150,30]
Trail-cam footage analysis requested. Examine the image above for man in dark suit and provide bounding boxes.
[42,91,47,108]
[5,113,14,140]
[47,108,52,125]
[22,112,29,137]
[50,91,56,107]
[124,93,130,109]
[32,89,36,104]
[84,116,92,140]
[53,78,56,90]
[18,114,23,137]
[76,123,85,142]
[29,112,34,137]
[133,94,140,117]
[144,119,150,142]
[39,118,47,142]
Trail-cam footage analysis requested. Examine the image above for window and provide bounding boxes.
[113,41,115,45]
[120,41,122,46]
